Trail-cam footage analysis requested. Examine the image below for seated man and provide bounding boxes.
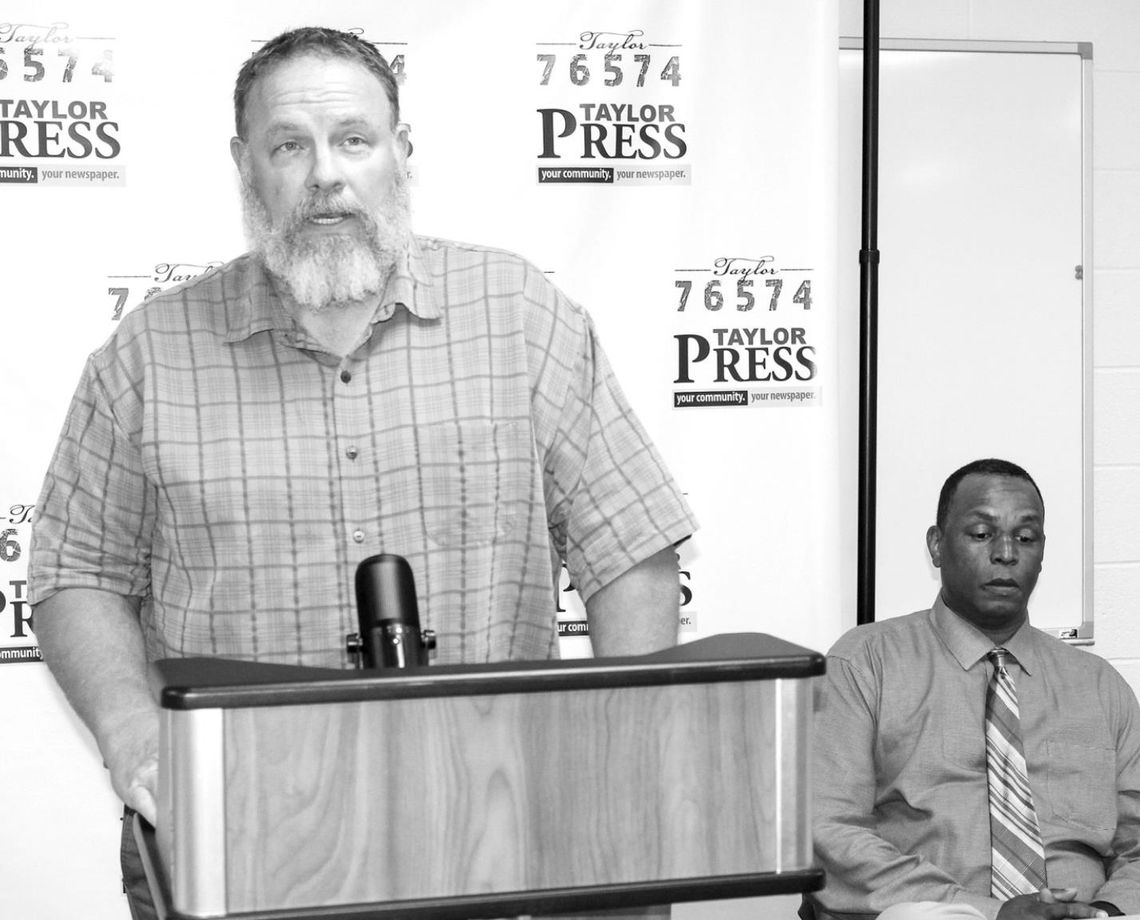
[806,458,1140,920]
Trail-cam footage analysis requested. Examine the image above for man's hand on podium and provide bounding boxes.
[102,705,160,826]
[33,588,161,827]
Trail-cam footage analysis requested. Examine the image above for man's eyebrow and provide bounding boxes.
[264,119,302,136]
[267,116,377,134]
[331,116,379,132]
[962,509,1042,523]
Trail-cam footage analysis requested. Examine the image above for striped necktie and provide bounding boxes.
[985,647,1047,899]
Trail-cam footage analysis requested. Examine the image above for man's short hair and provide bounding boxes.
[234,26,401,140]
[935,458,1044,530]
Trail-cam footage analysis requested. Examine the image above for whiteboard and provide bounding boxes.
[838,40,1093,639]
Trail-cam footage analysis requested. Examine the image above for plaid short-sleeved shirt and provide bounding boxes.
[29,236,696,667]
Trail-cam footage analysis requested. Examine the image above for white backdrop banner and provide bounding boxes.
[0,2,839,916]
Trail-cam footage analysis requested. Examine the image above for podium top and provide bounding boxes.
[151,632,824,711]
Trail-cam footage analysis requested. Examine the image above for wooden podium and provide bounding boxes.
[136,633,824,919]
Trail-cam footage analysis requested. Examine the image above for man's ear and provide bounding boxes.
[395,122,412,161]
[926,525,943,568]
[230,136,247,174]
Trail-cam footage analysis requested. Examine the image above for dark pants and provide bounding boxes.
[121,808,158,920]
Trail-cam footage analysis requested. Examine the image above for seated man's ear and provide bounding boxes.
[926,525,943,568]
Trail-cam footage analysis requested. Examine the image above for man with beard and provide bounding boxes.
[27,27,696,920]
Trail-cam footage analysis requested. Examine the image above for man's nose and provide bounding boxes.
[307,144,343,191]
[991,534,1018,564]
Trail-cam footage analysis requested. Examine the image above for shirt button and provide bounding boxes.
[340,370,352,383]
[352,529,365,544]
[345,446,359,460]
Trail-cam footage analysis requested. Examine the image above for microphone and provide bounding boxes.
[346,553,436,669]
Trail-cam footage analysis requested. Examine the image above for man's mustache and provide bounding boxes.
[282,196,375,234]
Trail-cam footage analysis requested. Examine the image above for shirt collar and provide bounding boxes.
[930,593,1038,676]
[374,235,439,323]
[222,237,439,344]
[220,255,283,343]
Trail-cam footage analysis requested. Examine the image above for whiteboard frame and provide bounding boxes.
[838,38,1095,643]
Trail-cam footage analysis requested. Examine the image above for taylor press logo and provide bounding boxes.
[106,260,223,320]
[1,503,37,664]
[535,28,690,185]
[672,255,820,409]
[0,20,123,186]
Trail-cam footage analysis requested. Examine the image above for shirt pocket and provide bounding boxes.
[418,420,528,547]
[1046,739,1117,832]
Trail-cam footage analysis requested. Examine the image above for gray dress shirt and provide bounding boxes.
[809,596,1140,920]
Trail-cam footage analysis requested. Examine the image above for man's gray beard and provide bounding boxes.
[241,173,412,314]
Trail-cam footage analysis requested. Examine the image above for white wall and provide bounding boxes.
[839,0,1140,692]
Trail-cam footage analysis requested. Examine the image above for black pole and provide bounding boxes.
[856,0,881,625]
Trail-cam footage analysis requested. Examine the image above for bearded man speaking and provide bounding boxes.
[27,27,696,920]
